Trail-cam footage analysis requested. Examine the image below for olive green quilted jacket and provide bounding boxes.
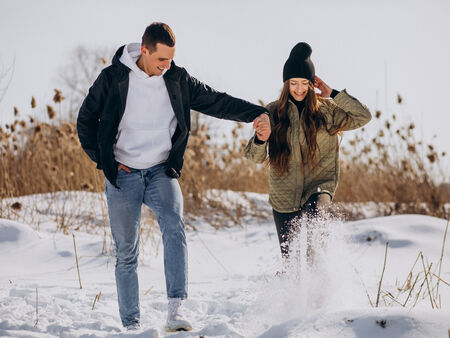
[244,90,371,213]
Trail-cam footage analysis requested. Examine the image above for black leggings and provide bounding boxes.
[272,193,331,259]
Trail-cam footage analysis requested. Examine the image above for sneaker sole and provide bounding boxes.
[165,326,192,332]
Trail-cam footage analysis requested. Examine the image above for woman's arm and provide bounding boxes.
[244,134,268,163]
[243,103,275,163]
[330,90,372,131]
[315,75,371,130]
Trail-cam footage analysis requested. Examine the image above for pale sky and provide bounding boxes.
[1,0,449,166]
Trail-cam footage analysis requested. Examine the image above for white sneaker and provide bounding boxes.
[125,322,141,331]
[165,298,192,332]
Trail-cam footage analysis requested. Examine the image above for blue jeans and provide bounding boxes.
[105,162,188,327]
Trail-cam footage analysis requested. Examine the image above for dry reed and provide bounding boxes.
[73,234,82,289]
[34,288,38,328]
[1,92,448,228]
[91,291,102,310]
[376,242,389,307]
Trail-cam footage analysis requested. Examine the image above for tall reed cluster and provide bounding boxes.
[1,91,448,220]
[336,104,449,218]
[0,93,268,219]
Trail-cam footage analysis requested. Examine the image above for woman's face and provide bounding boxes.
[289,78,310,101]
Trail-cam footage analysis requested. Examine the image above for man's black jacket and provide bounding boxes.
[77,45,267,187]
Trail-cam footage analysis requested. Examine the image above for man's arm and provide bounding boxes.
[186,73,267,122]
[76,70,110,168]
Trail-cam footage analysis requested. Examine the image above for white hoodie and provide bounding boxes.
[113,43,177,169]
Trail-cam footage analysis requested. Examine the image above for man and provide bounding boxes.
[77,22,269,332]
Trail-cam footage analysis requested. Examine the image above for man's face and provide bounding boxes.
[141,43,175,76]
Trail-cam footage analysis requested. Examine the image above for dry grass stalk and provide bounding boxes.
[412,262,432,308]
[420,253,434,309]
[396,251,421,296]
[436,219,449,298]
[353,265,374,307]
[196,231,230,275]
[34,287,38,327]
[144,286,153,296]
[432,273,450,287]
[73,234,82,289]
[91,291,102,310]
[383,291,404,307]
[402,273,420,307]
[364,289,374,308]
[376,242,389,307]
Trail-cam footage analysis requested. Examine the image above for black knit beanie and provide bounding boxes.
[282,42,315,83]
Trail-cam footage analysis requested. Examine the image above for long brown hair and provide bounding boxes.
[268,81,347,174]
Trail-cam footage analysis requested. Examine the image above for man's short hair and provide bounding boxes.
[142,22,176,52]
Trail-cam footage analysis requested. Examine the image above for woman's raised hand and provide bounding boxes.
[314,76,332,98]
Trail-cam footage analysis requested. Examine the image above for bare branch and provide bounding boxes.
[56,45,113,121]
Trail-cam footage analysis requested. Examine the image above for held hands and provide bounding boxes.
[253,113,271,142]
[314,76,332,98]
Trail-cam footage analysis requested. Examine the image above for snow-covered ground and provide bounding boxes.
[0,191,449,337]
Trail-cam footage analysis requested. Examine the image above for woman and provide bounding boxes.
[245,42,371,261]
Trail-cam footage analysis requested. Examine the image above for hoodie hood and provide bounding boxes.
[117,43,152,79]
[111,44,180,80]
